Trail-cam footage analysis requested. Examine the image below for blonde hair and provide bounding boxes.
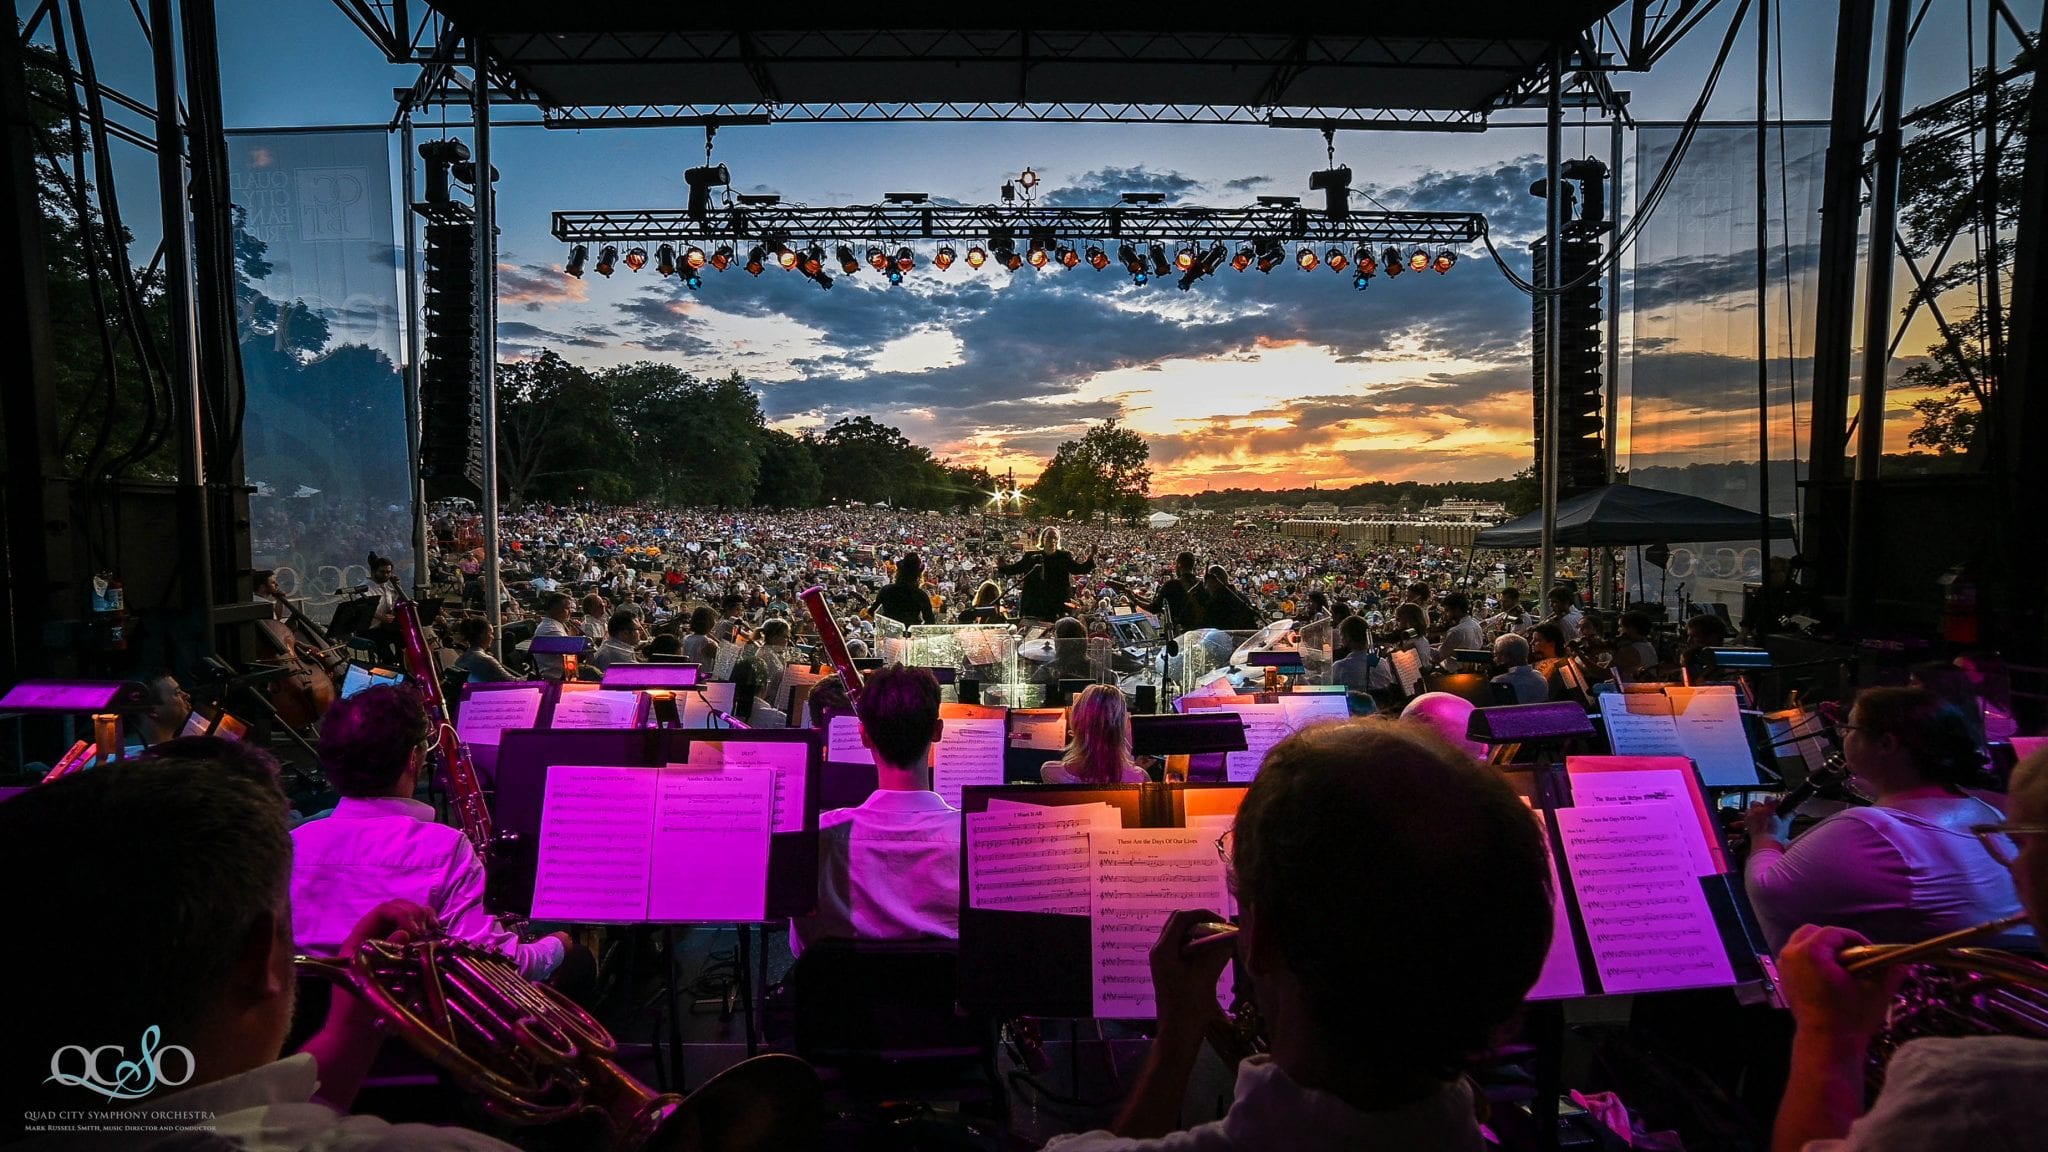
[1062,684,1134,783]
[1038,526,1062,552]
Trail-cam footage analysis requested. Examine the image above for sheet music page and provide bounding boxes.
[825,714,874,764]
[681,682,739,729]
[1665,686,1760,786]
[1090,829,1232,1018]
[646,766,774,922]
[1221,703,1290,783]
[456,685,544,747]
[551,687,642,730]
[680,740,810,833]
[1009,709,1069,752]
[932,704,1008,806]
[1277,692,1350,733]
[711,641,743,682]
[1525,806,1587,1000]
[1765,709,1832,778]
[1554,804,1735,994]
[1390,648,1424,696]
[776,666,825,714]
[530,765,657,921]
[1566,756,1722,876]
[1600,692,1685,758]
[967,803,1121,915]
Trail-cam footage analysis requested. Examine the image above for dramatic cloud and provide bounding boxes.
[498,262,588,311]
[1037,165,1206,207]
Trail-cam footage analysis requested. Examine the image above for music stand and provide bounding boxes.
[326,596,379,645]
[1130,712,1249,758]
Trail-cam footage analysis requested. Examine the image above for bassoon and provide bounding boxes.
[797,585,863,701]
[394,592,497,860]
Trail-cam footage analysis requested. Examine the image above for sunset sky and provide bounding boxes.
[46,1,2016,496]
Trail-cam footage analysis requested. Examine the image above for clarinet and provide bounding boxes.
[394,592,496,860]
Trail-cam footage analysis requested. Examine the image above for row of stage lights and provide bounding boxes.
[563,238,1458,291]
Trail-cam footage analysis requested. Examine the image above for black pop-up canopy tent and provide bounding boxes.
[1473,485,1794,548]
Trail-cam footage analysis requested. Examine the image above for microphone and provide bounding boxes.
[339,583,370,596]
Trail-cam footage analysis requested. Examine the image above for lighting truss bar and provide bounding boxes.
[535,101,1492,130]
[550,205,1485,247]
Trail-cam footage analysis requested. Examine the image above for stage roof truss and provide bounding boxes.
[549,205,1487,247]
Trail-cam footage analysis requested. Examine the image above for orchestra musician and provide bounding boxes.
[1129,551,1202,633]
[1194,565,1259,632]
[871,551,937,625]
[362,552,405,662]
[1042,684,1150,784]
[452,616,516,683]
[954,579,1009,625]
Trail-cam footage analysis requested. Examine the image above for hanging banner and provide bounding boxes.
[227,128,412,604]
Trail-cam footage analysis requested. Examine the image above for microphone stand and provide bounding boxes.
[196,659,325,789]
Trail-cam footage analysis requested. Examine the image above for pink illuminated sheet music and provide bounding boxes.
[967,802,1121,915]
[529,766,657,922]
[1566,756,1726,876]
[825,715,874,764]
[1554,804,1735,994]
[1525,807,1586,1000]
[455,685,544,747]
[1090,829,1231,1018]
[647,767,773,922]
[550,687,642,730]
[529,763,775,922]
[681,739,809,833]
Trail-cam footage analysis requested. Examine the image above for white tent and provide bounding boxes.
[1146,511,1181,529]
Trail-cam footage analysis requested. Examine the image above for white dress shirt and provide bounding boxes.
[1045,1056,1485,1152]
[531,617,572,679]
[1803,1036,2048,1151]
[791,788,960,957]
[1440,615,1486,671]
[591,636,642,670]
[20,1053,518,1151]
[291,796,564,980]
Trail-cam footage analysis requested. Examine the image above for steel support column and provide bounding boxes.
[1540,47,1563,601]
[1995,0,2048,657]
[473,38,502,655]
[401,117,428,592]
[1846,0,1911,626]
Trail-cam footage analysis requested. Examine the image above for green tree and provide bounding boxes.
[496,351,633,506]
[1893,50,2030,453]
[815,416,927,505]
[1025,419,1151,522]
[753,428,824,508]
[607,365,765,505]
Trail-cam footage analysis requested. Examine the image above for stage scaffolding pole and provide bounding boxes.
[1540,46,1563,602]
[1604,115,1624,610]
[401,117,428,593]
[473,38,502,656]
[1753,0,1772,635]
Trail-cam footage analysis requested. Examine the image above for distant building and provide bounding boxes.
[1300,500,1339,516]
[1428,499,1509,523]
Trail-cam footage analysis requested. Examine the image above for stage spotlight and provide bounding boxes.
[934,245,957,271]
[1295,247,1318,271]
[992,237,1019,270]
[1409,247,1430,273]
[1433,249,1458,274]
[1325,246,1347,273]
[654,244,677,277]
[1019,167,1039,190]
[684,244,707,270]
[1058,244,1081,269]
[710,246,734,271]
[745,245,767,276]
[684,163,730,220]
[623,247,648,272]
[895,246,916,272]
[966,245,988,269]
[1254,238,1284,274]
[684,271,703,291]
[802,246,825,276]
[1352,269,1372,290]
[1086,245,1110,270]
[1118,243,1142,274]
[887,267,905,285]
[1176,242,1226,291]
[1231,244,1252,272]
[565,244,589,278]
[595,245,618,277]
[1383,246,1403,277]
[1027,243,1050,269]
[1353,245,1374,275]
[1149,243,1170,278]
[1003,249,1024,272]
[1175,245,1196,271]
[837,245,860,274]
[868,246,888,271]
[1133,269,1149,286]
[776,245,799,271]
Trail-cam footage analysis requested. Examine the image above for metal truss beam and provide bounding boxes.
[550,204,1486,246]
[536,101,1494,130]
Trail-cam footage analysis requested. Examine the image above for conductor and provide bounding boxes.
[999,527,1096,622]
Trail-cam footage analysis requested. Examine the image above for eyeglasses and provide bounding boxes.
[1971,822,2048,867]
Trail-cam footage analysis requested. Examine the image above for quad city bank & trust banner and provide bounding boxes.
[228,129,414,604]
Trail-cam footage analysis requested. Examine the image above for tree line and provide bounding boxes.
[493,351,995,511]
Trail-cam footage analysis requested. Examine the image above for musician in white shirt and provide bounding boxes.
[791,665,959,957]
[290,687,568,981]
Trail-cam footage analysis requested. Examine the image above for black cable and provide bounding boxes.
[42,6,122,480]
[64,0,171,475]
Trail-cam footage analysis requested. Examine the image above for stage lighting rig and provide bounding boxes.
[1148,244,1170,279]
[655,244,677,277]
[1295,247,1318,272]
[1382,246,1403,277]
[595,245,618,277]
[564,244,589,278]
[1325,246,1348,273]
[1176,242,1226,291]
[1433,250,1458,273]
[1231,244,1253,272]
[685,245,707,270]
[1408,247,1430,273]
[623,246,648,272]
[868,246,888,272]
[685,163,730,220]
[894,247,916,273]
[1353,245,1375,275]
[1309,165,1352,220]
[1254,238,1284,274]
[745,246,767,276]
[710,246,734,271]
[1175,246,1196,272]
[802,246,825,276]
[966,245,988,269]
[417,138,468,206]
[683,270,704,291]
[934,245,957,271]
[1086,245,1110,271]
[838,246,861,274]
[776,246,800,271]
